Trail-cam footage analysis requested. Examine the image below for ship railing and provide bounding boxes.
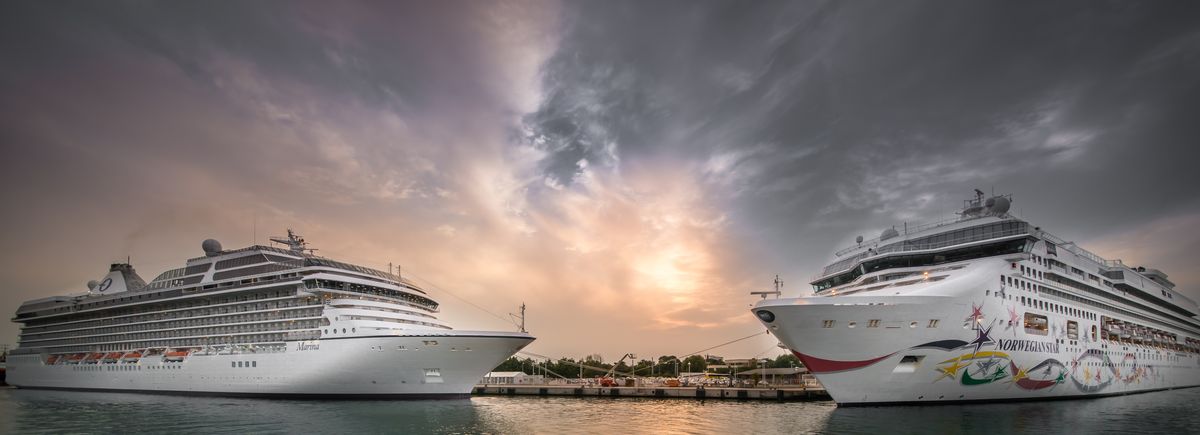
[834,215,982,257]
[1042,233,1190,306]
[1040,231,1117,268]
[814,227,1029,280]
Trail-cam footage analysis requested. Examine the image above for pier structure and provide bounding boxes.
[472,384,829,401]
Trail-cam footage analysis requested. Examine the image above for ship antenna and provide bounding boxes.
[269,228,314,254]
[751,275,784,299]
[509,303,527,333]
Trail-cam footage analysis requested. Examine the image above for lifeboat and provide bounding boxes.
[66,354,85,364]
[83,353,104,364]
[163,350,190,362]
[122,351,143,362]
[103,352,123,362]
[46,355,60,365]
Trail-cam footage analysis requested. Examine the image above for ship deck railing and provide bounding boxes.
[813,228,1030,281]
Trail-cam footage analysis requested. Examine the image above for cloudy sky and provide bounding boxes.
[2,1,1199,361]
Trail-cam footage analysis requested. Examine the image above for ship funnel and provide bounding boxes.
[90,262,148,295]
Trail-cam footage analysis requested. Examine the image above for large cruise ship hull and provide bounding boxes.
[6,332,532,398]
[754,260,1200,406]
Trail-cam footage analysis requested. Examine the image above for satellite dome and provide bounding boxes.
[855,235,864,244]
[987,196,1011,215]
[87,280,99,290]
[202,239,223,256]
[880,227,900,241]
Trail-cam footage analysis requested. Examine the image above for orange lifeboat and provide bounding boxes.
[66,354,85,364]
[163,350,189,362]
[46,355,60,365]
[83,353,104,364]
[103,352,123,362]
[122,351,143,362]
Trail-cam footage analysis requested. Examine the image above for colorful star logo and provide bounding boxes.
[1010,363,1029,384]
[969,323,995,356]
[966,303,985,325]
[1006,306,1019,331]
[936,358,968,382]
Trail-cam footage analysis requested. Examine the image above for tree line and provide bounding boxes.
[492,353,802,378]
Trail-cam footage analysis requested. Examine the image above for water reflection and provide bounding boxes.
[3,387,1198,434]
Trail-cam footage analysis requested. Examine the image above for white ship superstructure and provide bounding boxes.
[6,230,534,398]
[753,191,1200,405]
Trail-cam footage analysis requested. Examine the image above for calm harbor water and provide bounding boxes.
[2,386,1199,434]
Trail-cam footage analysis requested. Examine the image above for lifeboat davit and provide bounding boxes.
[122,351,143,362]
[163,351,189,362]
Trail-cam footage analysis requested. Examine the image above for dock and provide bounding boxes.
[472,384,830,401]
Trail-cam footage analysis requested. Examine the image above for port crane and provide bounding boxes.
[598,353,636,387]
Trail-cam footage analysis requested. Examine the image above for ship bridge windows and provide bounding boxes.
[305,279,439,311]
[216,254,268,270]
[814,239,1026,292]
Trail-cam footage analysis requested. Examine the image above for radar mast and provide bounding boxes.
[270,229,315,254]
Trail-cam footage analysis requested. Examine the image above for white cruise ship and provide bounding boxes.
[752,191,1200,405]
[6,230,534,398]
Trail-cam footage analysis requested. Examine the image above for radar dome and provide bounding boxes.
[855,235,864,244]
[87,280,99,290]
[202,239,223,256]
[880,227,900,241]
[986,196,1011,215]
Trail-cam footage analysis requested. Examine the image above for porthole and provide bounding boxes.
[848,322,857,328]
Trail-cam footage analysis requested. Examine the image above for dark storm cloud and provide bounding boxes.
[0,0,562,347]
[2,0,1198,358]
[524,0,1200,292]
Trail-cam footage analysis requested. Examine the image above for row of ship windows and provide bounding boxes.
[308,280,438,312]
[1037,274,1196,343]
[45,328,316,353]
[232,361,257,368]
[1060,344,1190,363]
[24,289,305,333]
[1000,271,1192,346]
[822,319,940,329]
[996,278,1195,352]
[340,315,449,329]
[1017,264,1044,281]
[24,307,322,341]
[24,319,321,348]
[994,277,1100,323]
[1019,295,1096,321]
[330,301,437,320]
[72,365,182,372]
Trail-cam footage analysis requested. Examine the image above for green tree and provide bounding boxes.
[492,356,522,372]
[682,355,706,373]
[771,353,801,369]
[633,359,655,376]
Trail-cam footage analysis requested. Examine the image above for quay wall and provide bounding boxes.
[472,384,830,401]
